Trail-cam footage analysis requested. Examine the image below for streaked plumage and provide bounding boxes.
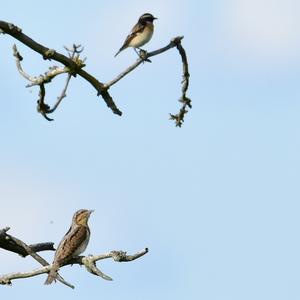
[44,209,93,285]
[115,13,157,57]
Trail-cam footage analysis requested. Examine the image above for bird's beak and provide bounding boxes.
[88,210,94,215]
[154,17,158,20]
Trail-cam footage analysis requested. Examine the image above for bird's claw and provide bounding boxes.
[138,49,151,63]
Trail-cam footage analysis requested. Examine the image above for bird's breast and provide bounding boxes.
[129,23,154,48]
[73,227,90,256]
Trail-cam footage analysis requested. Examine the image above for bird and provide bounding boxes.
[44,209,93,285]
[115,13,157,57]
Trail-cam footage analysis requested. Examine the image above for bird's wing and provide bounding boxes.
[116,22,146,54]
[125,22,145,44]
[54,226,88,264]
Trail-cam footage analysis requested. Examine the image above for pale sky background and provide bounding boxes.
[1,0,300,299]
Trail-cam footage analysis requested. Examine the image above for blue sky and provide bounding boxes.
[1,0,300,299]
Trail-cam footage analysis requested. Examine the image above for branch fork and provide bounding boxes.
[0,227,148,289]
[0,20,191,126]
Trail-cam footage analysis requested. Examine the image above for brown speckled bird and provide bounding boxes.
[44,209,93,285]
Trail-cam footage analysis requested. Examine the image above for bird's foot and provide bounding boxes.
[136,49,151,63]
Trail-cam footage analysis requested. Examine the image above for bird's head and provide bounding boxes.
[73,209,94,226]
[139,13,157,24]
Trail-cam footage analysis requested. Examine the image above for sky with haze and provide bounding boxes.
[1,1,300,299]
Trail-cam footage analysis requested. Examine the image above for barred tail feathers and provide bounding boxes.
[44,264,59,285]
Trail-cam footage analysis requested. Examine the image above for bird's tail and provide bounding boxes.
[114,45,127,57]
[114,49,122,57]
[44,264,59,285]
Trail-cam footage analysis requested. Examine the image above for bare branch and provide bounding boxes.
[0,20,122,116]
[1,20,191,126]
[104,36,184,89]
[13,44,68,86]
[7,233,49,266]
[1,228,74,288]
[0,227,54,257]
[0,228,148,288]
[82,256,113,281]
[26,243,55,255]
[0,266,51,286]
[169,38,191,127]
[46,73,72,114]
[78,247,149,281]
[36,84,52,121]
[43,45,79,116]
[110,248,149,261]
[0,248,149,287]
[105,36,192,126]
[13,44,75,121]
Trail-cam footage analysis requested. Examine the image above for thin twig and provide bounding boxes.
[169,38,191,127]
[104,37,184,89]
[13,44,68,85]
[36,45,80,119]
[45,44,79,114]
[104,36,191,126]
[46,73,72,114]
[36,84,54,121]
[13,44,74,120]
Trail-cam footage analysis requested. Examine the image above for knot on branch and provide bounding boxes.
[110,250,128,261]
[73,56,86,69]
[64,44,86,75]
[12,44,23,61]
[171,36,184,46]
[7,23,22,33]
[111,248,149,262]
[0,277,12,286]
[43,49,56,60]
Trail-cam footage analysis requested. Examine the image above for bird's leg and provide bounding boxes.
[134,48,151,63]
[133,48,145,63]
[133,48,140,57]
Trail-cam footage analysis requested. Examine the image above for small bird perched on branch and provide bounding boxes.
[44,209,93,285]
[115,13,157,57]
